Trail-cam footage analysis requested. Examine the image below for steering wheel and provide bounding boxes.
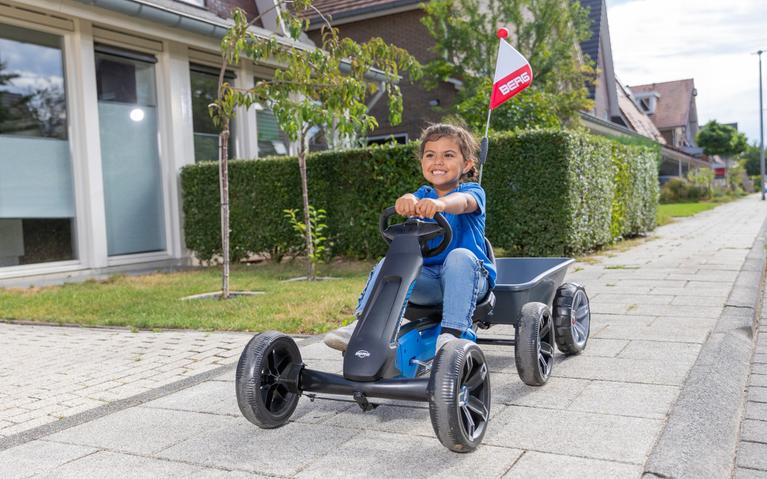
[378,206,453,257]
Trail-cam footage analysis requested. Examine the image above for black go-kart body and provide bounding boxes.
[235,207,591,452]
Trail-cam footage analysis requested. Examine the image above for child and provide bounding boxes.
[324,123,496,352]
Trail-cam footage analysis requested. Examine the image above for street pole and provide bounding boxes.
[759,50,765,200]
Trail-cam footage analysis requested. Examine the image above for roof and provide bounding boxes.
[615,80,665,144]
[303,0,422,24]
[629,79,696,129]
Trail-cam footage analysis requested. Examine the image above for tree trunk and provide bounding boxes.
[219,124,231,298]
[297,135,315,280]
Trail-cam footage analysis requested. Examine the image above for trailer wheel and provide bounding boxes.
[428,340,491,452]
[236,331,302,429]
[515,303,555,386]
[553,283,590,355]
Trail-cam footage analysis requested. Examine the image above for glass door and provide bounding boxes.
[95,46,165,256]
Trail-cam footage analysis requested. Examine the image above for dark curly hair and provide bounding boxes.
[418,123,478,181]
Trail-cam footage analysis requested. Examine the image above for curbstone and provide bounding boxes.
[642,217,767,479]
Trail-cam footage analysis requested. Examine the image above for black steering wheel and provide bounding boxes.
[378,206,453,257]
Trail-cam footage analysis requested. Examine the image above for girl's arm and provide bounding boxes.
[416,192,478,218]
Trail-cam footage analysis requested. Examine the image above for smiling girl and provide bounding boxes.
[324,123,496,352]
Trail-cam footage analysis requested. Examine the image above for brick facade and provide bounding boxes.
[308,9,459,142]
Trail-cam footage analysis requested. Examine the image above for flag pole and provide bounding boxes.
[478,108,492,185]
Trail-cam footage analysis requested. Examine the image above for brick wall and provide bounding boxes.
[204,0,258,19]
[308,9,459,141]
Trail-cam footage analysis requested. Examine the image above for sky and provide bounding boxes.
[605,0,767,145]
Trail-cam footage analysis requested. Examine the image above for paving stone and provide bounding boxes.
[671,295,728,307]
[295,430,522,479]
[580,338,630,357]
[592,293,674,305]
[491,375,589,409]
[553,355,693,386]
[567,381,679,419]
[319,402,454,437]
[594,320,712,344]
[753,364,767,375]
[747,402,767,421]
[157,419,359,477]
[735,467,767,479]
[28,450,258,478]
[752,375,767,388]
[738,442,767,471]
[45,407,226,455]
[749,387,767,403]
[0,440,97,479]
[741,419,767,444]
[617,340,701,362]
[486,406,662,463]
[503,451,642,479]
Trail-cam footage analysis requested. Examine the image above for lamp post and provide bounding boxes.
[759,50,765,200]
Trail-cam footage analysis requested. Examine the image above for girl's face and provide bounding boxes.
[421,136,474,194]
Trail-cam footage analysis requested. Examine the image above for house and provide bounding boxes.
[0,0,309,284]
[629,79,701,153]
[303,0,457,144]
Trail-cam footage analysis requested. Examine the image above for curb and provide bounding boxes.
[642,217,767,479]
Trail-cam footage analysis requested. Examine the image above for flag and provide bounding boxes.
[489,28,533,109]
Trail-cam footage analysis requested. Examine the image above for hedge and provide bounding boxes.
[180,129,659,260]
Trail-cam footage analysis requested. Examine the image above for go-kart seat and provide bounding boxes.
[403,238,496,325]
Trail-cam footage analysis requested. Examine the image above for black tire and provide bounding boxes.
[553,283,591,355]
[235,331,302,429]
[515,303,555,386]
[428,340,491,453]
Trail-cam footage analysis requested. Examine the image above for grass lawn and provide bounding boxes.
[656,201,720,226]
[0,261,374,334]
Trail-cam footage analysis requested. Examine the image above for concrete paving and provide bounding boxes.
[1,195,767,478]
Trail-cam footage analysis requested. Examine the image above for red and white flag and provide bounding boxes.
[489,28,533,110]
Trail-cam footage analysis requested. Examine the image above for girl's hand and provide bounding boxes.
[395,194,418,217]
[415,198,446,218]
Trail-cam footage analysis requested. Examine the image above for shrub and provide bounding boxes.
[180,130,659,260]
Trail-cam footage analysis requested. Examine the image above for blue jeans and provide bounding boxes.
[355,248,490,332]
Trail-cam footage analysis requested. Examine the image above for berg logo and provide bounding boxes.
[355,349,371,359]
[498,72,531,95]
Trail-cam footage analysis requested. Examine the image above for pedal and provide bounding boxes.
[411,358,432,376]
[353,392,378,412]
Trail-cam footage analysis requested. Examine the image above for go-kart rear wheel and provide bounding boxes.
[428,340,491,452]
[235,331,302,429]
[553,283,590,355]
[515,303,555,386]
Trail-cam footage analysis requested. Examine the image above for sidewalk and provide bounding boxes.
[1,195,766,478]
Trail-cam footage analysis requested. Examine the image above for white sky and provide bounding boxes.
[605,0,767,144]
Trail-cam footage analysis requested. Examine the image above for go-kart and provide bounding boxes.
[235,207,590,452]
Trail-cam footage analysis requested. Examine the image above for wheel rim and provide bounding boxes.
[457,349,490,441]
[259,343,296,415]
[537,312,555,378]
[569,290,590,348]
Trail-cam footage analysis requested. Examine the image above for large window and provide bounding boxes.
[190,64,233,162]
[95,46,166,256]
[0,23,75,266]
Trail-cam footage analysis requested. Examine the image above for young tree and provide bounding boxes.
[210,2,420,295]
[421,0,595,132]
[697,120,748,158]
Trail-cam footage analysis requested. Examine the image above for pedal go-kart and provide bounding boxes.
[235,207,591,452]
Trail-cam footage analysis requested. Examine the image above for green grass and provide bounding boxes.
[656,202,720,225]
[0,261,374,334]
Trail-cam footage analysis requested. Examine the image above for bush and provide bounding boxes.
[180,130,659,260]
[659,177,710,203]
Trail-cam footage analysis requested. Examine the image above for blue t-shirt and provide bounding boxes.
[414,182,496,288]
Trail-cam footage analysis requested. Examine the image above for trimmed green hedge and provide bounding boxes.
[180,130,659,260]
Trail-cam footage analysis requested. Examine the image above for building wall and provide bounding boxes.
[205,0,258,19]
[308,9,458,141]
[0,0,267,283]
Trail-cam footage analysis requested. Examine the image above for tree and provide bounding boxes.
[211,2,420,295]
[696,120,748,158]
[421,0,595,132]
[739,142,761,176]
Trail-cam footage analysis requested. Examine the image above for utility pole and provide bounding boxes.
[759,50,765,200]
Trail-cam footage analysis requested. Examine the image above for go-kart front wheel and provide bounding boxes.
[428,340,491,452]
[235,331,302,429]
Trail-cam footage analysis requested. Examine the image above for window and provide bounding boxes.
[366,134,408,146]
[176,0,205,7]
[95,47,166,256]
[190,64,234,162]
[0,23,76,266]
